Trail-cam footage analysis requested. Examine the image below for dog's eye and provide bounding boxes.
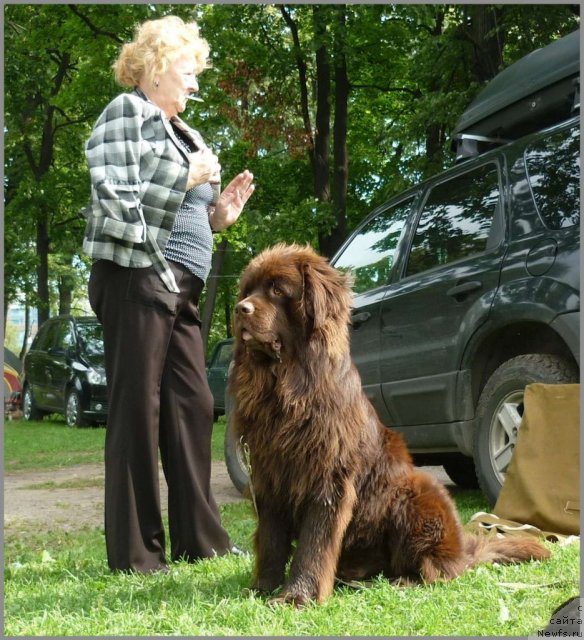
[272,283,285,297]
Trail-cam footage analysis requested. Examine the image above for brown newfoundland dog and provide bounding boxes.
[229,243,549,606]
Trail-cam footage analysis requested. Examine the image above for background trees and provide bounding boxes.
[4,3,579,354]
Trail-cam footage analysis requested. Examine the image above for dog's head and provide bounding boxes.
[233,243,353,362]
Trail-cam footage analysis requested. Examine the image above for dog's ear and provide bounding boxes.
[301,257,352,330]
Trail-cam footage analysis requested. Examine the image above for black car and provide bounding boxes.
[22,315,107,426]
[224,32,580,503]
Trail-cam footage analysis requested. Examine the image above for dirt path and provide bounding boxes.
[5,461,453,534]
[4,461,243,533]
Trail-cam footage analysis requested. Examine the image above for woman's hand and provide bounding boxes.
[210,170,255,231]
[187,149,220,190]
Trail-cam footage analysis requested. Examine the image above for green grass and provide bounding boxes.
[4,513,579,636]
[4,417,580,636]
[4,416,227,472]
[21,478,104,490]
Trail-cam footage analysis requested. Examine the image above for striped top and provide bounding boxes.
[163,181,215,282]
[163,126,216,282]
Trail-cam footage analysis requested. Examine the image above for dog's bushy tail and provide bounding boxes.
[464,534,550,568]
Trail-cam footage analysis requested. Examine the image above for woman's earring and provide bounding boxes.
[154,80,160,88]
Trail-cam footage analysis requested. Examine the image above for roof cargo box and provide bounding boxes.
[453,29,579,161]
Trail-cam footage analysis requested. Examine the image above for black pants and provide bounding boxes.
[88,259,231,573]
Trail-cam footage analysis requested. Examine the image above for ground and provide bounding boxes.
[4,461,244,532]
[4,462,451,533]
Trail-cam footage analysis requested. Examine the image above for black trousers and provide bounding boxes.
[88,259,231,573]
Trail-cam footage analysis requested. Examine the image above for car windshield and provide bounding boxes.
[214,343,233,367]
[77,322,104,356]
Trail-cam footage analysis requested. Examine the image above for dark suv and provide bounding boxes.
[331,115,579,505]
[22,315,107,426]
[224,32,580,504]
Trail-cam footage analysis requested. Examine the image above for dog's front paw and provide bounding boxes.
[251,578,282,596]
[268,588,313,608]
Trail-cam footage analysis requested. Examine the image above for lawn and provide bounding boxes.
[4,418,580,636]
[4,416,227,472]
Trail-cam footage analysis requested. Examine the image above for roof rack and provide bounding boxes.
[452,29,580,162]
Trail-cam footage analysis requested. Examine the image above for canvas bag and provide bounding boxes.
[493,383,580,536]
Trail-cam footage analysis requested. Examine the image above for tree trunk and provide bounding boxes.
[424,9,446,170]
[200,237,229,351]
[36,217,50,326]
[19,305,31,361]
[58,275,74,316]
[312,6,332,254]
[23,52,70,327]
[313,5,331,204]
[425,122,444,174]
[279,5,314,163]
[323,6,349,259]
[465,5,506,83]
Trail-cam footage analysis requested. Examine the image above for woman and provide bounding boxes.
[83,16,254,573]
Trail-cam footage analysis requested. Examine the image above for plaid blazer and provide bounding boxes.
[82,89,216,293]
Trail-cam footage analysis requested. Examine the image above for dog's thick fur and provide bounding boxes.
[229,243,550,606]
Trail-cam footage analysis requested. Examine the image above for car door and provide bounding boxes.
[331,195,417,424]
[26,321,54,407]
[379,160,506,428]
[44,318,75,410]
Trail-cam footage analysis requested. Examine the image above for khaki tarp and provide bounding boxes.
[469,383,580,539]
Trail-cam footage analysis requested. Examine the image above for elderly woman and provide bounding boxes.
[83,16,253,573]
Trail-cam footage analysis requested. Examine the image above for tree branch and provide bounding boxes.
[54,215,86,228]
[67,5,124,43]
[351,82,422,98]
[53,105,92,131]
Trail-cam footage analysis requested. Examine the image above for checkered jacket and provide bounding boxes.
[81,89,214,293]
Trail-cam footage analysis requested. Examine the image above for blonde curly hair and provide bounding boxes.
[113,16,210,88]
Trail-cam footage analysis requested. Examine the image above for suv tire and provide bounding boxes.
[224,393,250,495]
[442,454,479,489]
[474,353,578,506]
[22,386,45,421]
[65,390,87,427]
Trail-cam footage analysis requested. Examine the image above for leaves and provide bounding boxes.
[4,4,578,346]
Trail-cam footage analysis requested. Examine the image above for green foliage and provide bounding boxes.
[4,4,579,341]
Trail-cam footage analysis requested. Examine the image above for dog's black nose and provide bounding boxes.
[236,299,254,315]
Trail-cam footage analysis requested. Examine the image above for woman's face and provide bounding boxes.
[152,53,199,118]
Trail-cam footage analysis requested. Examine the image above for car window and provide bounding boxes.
[40,321,64,351]
[525,125,580,230]
[405,163,500,277]
[53,320,74,351]
[333,198,414,294]
[76,322,104,356]
[32,323,53,350]
[213,343,233,368]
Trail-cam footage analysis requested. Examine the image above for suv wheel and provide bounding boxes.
[442,454,479,489]
[474,354,578,506]
[224,411,250,495]
[65,390,86,427]
[22,386,44,421]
